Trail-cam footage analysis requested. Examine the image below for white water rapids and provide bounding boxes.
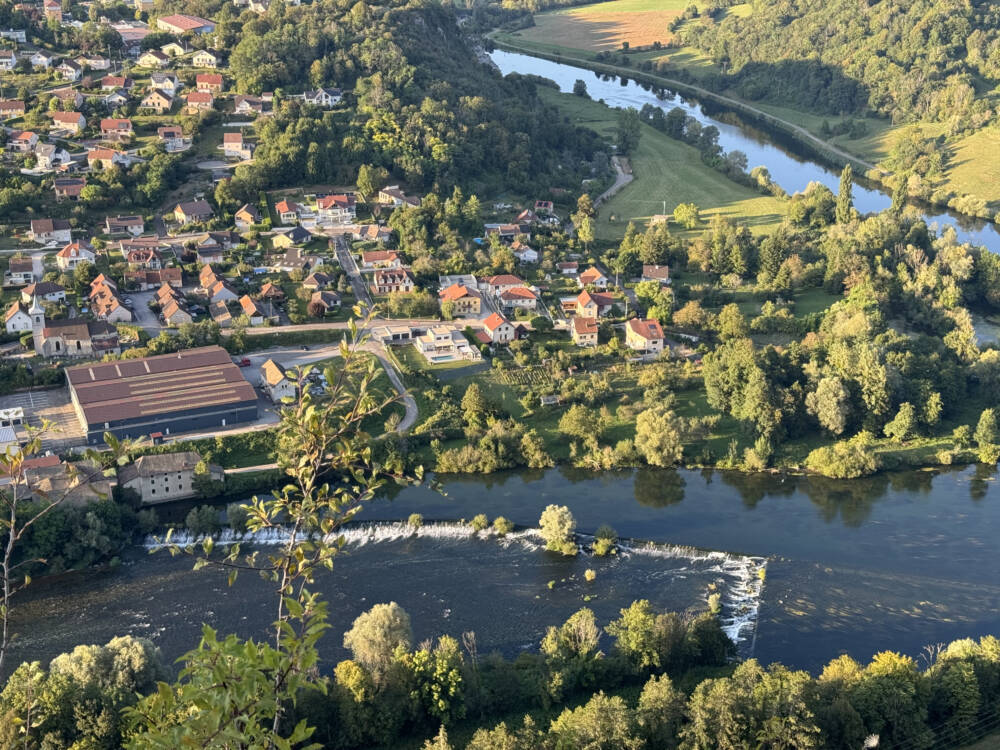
[146,521,767,650]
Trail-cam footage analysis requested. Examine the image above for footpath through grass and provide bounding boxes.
[539,88,788,241]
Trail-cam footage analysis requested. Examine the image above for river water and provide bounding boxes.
[10,465,1000,677]
[490,49,1000,252]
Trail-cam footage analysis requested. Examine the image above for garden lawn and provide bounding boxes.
[538,89,788,242]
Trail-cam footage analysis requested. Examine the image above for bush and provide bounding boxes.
[408,513,423,529]
[136,508,159,535]
[470,513,489,532]
[593,524,618,556]
[539,504,577,556]
[185,505,221,536]
[493,516,514,536]
[584,568,596,582]
[226,502,250,532]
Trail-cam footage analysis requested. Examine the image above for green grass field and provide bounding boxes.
[539,88,788,241]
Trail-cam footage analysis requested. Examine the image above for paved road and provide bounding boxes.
[594,155,634,208]
[332,235,373,309]
[127,290,161,335]
[237,342,418,433]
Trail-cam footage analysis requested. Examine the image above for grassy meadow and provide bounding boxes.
[539,88,788,241]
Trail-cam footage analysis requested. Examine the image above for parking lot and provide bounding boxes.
[0,387,86,451]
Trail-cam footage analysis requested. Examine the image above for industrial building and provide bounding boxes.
[66,346,259,444]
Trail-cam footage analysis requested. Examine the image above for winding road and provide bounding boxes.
[594,155,633,208]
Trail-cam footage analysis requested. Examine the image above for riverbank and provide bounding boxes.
[489,33,1000,228]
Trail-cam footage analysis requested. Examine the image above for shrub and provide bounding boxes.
[184,505,220,536]
[593,524,618,556]
[493,516,514,536]
[408,513,423,529]
[584,569,596,582]
[226,502,250,532]
[470,513,488,532]
[539,504,577,556]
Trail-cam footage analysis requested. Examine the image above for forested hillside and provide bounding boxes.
[180,0,607,199]
[682,0,1000,128]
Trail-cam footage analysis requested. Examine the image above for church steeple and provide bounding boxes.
[30,296,45,355]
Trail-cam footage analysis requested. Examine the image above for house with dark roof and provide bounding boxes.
[173,200,213,225]
[118,451,222,505]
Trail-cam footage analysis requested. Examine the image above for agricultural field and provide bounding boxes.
[516,0,687,53]
[538,88,788,241]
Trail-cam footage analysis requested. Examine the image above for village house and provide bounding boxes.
[480,274,525,297]
[575,290,615,318]
[557,261,579,276]
[43,0,61,20]
[0,49,15,72]
[140,89,173,113]
[350,224,392,244]
[260,281,284,301]
[484,223,531,242]
[310,290,341,314]
[29,218,72,244]
[106,215,144,236]
[360,250,401,270]
[534,199,554,214]
[30,50,55,68]
[302,272,332,291]
[482,312,516,344]
[100,118,133,140]
[209,300,232,327]
[50,88,84,108]
[102,89,130,109]
[274,199,304,225]
[156,14,215,35]
[125,246,162,268]
[6,258,36,285]
[439,283,482,317]
[196,73,223,93]
[259,359,297,403]
[157,125,185,151]
[76,53,110,70]
[511,240,538,264]
[49,111,85,135]
[150,73,181,95]
[160,41,187,57]
[372,269,414,295]
[207,278,239,304]
[0,30,27,44]
[234,94,265,116]
[316,194,355,224]
[56,242,97,271]
[578,266,610,290]
[118,452,222,505]
[223,132,252,160]
[87,148,131,170]
[53,177,85,201]
[571,316,599,347]
[0,100,25,118]
[101,75,132,91]
[36,143,71,170]
[271,226,312,250]
[173,200,213,225]
[184,91,214,112]
[8,130,37,152]
[127,268,181,291]
[239,295,265,325]
[301,88,342,107]
[161,296,193,326]
[641,264,671,285]
[625,317,665,354]
[5,301,32,334]
[234,204,261,228]
[195,238,223,265]
[499,286,538,312]
[415,326,481,364]
[192,49,219,67]
[21,281,65,303]
[91,288,133,323]
[138,49,170,68]
[56,59,81,81]
[377,185,420,208]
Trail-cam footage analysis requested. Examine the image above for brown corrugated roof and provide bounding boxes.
[65,346,256,425]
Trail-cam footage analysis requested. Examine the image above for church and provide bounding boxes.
[28,297,121,358]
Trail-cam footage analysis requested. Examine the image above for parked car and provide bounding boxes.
[237,357,251,367]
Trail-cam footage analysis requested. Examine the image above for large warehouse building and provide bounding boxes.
[66,346,259,444]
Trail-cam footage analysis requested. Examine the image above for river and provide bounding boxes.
[10,465,1000,677]
[490,49,1000,252]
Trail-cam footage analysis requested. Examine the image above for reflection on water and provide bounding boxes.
[491,49,1000,252]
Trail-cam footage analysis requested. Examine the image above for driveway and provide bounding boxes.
[127,291,162,335]
[332,235,373,309]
